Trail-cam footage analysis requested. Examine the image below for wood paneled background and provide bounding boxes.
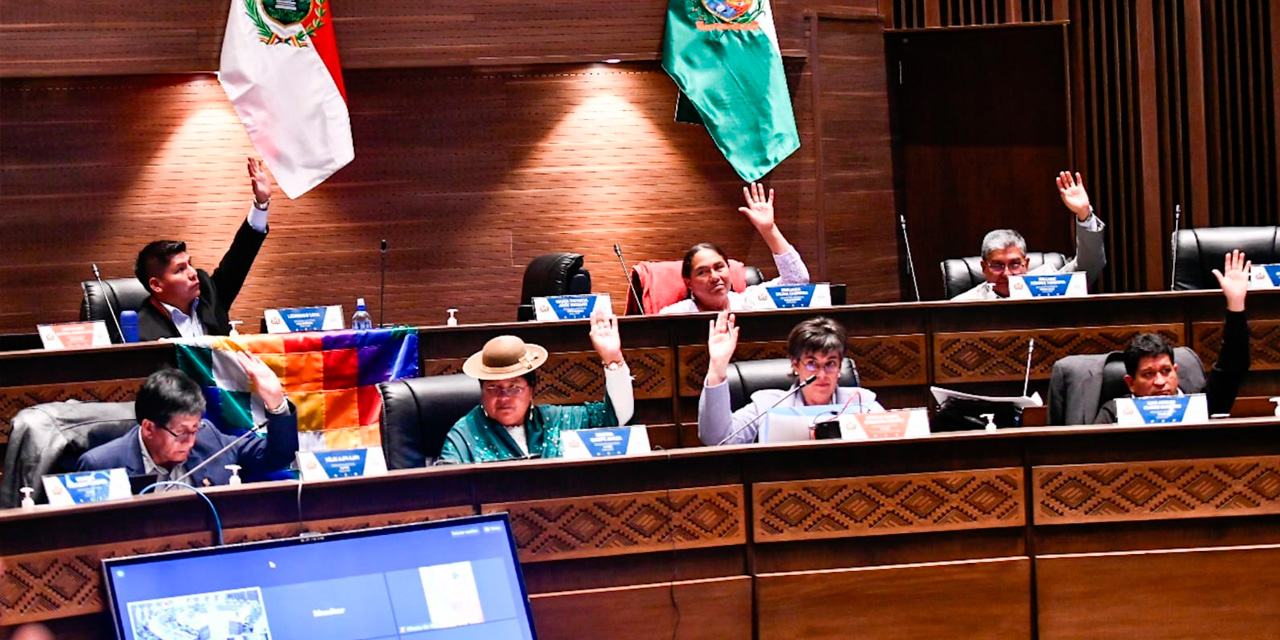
[0,1,1276,331]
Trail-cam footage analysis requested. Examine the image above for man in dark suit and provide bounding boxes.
[77,353,298,487]
[135,157,273,341]
[1093,250,1252,423]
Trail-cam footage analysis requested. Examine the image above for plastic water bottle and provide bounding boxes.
[352,298,373,331]
[119,310,139,343]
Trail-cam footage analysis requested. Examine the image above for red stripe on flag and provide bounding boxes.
[309,4,347,102]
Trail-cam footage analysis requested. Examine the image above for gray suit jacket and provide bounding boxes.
[1048,346,1206,426]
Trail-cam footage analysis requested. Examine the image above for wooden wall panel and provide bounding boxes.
[756,557,1032,639]
[529,576,752,640]
[1037,545,1280,640]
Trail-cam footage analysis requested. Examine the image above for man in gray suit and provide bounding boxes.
[953,171,1107,300]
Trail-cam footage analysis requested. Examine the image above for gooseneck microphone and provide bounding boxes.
[379,239,388,327]
[1022,338,1036,398]
[899,215,922,302]
[90,263,127,343]
[614,244,645,315]
[1169,205,1181,291]
[173,421,268,486]
[716,374,819,446]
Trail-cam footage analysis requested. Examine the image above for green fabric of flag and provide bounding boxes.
[662,0,800,182]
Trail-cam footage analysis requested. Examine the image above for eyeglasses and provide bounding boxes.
[483,384,529,398]
[800,359,843,374]
[985,260,1027,274]
[161,422,204,444]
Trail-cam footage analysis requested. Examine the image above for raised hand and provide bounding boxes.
[1212,249,1251,312]
[589,308,624,364]
[248,157,272,205]
[738,182,776,231]
[1056,171,1092,221]
[705,310,739,386]
[235,350,287,413]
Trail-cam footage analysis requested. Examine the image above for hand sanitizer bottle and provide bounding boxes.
[447,308,459,326]
[225,464,243,486]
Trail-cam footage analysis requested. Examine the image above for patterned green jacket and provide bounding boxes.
[438,399,619,464]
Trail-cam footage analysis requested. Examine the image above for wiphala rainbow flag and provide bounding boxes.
[175,328,419,451]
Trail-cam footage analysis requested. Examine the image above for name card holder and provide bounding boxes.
[532,293,611,321]
[37,321,111,350]
[1008,272,1088,299]
[750,283,833,309]
[264,305,345,334]
[297,447,389,480]
[561,425,651,459]
[1249,264,1280,290]
[1115,394,1209,425]
[839,408,931,440]
[42,468,132,506]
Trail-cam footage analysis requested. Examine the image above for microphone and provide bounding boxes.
[899,215,921,302]
[1169,205,1181,291]
[173,421,268,486]
[716,374,818,446]
[90,263,127,344]
[1022,338,1036,398]
[614,244,645,315]
[379,239,388,328]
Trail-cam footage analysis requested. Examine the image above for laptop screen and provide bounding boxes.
[101,513,537,640]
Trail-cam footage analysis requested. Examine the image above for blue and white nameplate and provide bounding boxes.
[750,283,832,310]
[533,293,611,321]
[42,468,131,506]
[561,426,651,459]
[264,305,344,334]
[1249,264,1280,290]
[296,447,389,480]
[1008,272,1087,299]
[1115,394,1209,425]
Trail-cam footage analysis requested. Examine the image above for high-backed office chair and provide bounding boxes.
[516,253,592,321]
[1,400,137,507]
[378,374,482,468]
[625,260,764,315]
[1172,226,1280,290]
[80,277,150,343]
[939,252,1068,299]
[723,357,859,412]
[1047,346,1206,426]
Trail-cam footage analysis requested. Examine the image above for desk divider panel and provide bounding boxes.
[1192,318,1280,371]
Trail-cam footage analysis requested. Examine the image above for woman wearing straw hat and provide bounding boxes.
[439,309,633,463]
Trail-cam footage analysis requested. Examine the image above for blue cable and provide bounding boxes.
[139,481,224,546]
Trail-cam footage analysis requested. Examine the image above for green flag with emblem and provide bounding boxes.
[662,0,800,182]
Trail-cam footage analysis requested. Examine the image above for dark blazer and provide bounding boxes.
[138,220,267,341]
[1048,347,1207,426]
[75,404,298,487]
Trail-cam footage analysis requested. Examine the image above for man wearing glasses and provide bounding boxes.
[699,313,884,445]
[438,309,633,464]
[952,171,1107,300]
[77,352,298,487]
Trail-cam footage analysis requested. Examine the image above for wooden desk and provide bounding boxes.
[3,419,1280,638]
[3,290,1278,454]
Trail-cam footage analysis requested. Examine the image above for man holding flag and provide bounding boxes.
[663,0,800,182]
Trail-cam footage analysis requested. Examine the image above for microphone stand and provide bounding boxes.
[379,239,388,327]
[1169,205,1181,291]
[91,263,127,343]
[1022,338,1036,398]
[716,374,818,446]
[173,421,268,486]
[899,215,922,302]
[614,244,645,315]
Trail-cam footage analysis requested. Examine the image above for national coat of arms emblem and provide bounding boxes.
[244,0,330,47]
[688,0,764,31]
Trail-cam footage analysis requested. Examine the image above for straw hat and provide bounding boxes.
[462,335,549,381]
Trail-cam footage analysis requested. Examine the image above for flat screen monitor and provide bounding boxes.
[101,513,537,640]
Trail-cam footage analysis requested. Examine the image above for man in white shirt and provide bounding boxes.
[953,171,1107,300]
[134,157,274,340]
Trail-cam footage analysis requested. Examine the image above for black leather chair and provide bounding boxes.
[1173,226,1280,290]
[516,253,592,321]
[0,400,137,507]
[80,277,150,343]
[724,357,860,412]
[378,374,481,468]
[940,252,1068,299]
[1047,346,1206,425]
